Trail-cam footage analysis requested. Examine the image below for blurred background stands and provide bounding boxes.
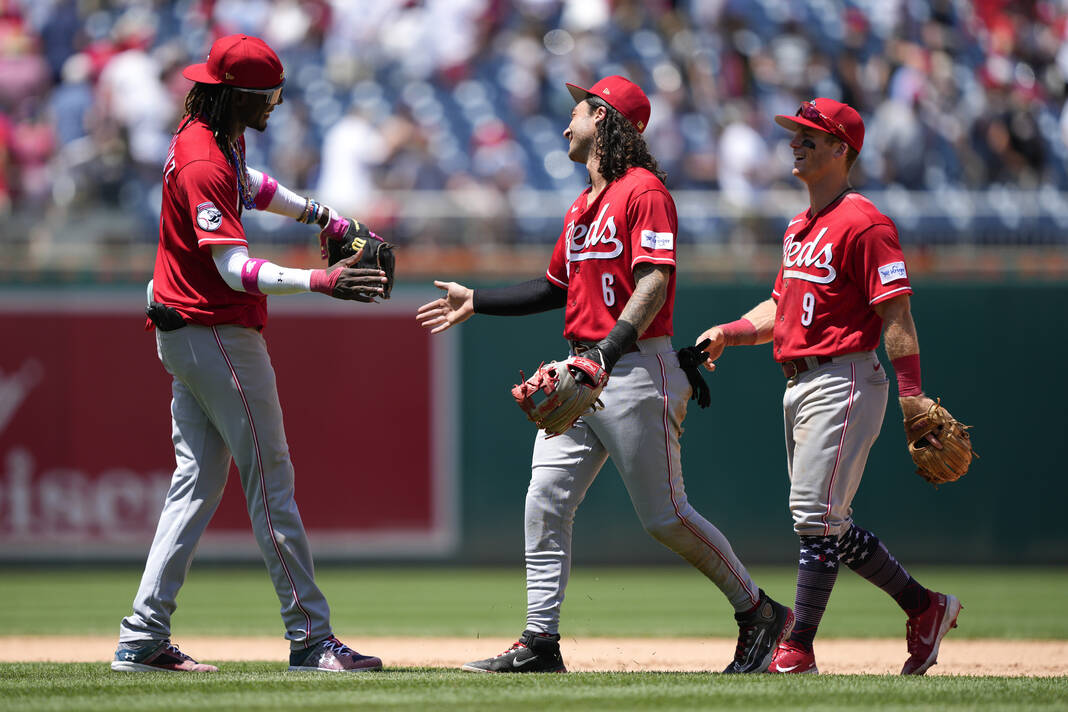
[1,0,1067,282]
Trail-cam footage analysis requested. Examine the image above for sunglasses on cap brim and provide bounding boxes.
[796,102,849,145]
[233,80,284,105]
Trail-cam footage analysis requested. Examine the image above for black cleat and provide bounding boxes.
[461,630,567,673]
[723,589,795,673]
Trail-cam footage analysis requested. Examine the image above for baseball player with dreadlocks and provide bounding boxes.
[111,34,386,673]
[417,76,794,674]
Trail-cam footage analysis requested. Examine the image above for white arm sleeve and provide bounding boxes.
[246,167,314,219]
[212,245,314,295]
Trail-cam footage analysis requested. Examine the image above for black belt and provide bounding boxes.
[780,355,833,379]
[570,340,640,356]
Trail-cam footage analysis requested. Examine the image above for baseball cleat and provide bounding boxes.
[461,630,567,673]
[722,589,796,673]
[288,635,382,672]
[111,640,218,672]
[901,591,961,675]
[768,641,819,674]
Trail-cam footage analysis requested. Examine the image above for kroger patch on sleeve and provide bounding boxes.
[877,261,907,284]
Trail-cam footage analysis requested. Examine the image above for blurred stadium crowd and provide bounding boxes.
[1,0,1066,264]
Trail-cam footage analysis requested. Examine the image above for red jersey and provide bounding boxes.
[546,167,677,342]
[150,119,266,329]
[772,192,911,361]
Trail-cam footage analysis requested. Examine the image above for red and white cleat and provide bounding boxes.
[767,641,819,674]
[901,591,961,675]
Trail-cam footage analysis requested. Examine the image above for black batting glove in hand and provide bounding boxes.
[677,338,712,408]
[585,319,639,374]
[582,345,617,374]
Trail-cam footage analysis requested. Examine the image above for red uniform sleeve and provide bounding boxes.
[178,159,247,248]
[848,222,912,305]
[626,187,677,270]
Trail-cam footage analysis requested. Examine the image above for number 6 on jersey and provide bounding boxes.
[601,272,616,307]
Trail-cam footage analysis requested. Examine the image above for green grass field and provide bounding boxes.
[2,566,1066,711]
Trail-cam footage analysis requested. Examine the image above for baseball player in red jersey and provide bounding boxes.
[696,98,961,675]
[112,34,387,673]
[417,76,793,674]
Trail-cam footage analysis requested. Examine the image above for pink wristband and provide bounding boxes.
[891,353,923,396]
[240,258,267,295]
[322,214,350,240]
[719,318,758,346]
[252,173,278,211]
[309,268,338,295]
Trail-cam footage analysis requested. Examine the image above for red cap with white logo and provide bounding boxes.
[183,34,284,90]
[566,76,651,133]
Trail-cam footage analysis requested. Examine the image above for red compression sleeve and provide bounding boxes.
[719,318,758,346]
[891,353,923,396]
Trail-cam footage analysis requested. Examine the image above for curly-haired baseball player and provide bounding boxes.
[417,76,793,674]
[112,34,386,673]
[695,98,961,675]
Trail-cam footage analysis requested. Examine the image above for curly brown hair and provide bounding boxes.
[587,97,666,184]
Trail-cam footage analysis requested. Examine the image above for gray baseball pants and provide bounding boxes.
[118,324,331,650]
[524,336,760,634]
[783,351,889,537]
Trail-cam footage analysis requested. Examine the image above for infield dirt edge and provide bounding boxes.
[3,636,1065,676]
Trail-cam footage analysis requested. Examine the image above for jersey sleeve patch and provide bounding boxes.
[196,202,223,232]
[640,229,674,250]
[877,260,907,284]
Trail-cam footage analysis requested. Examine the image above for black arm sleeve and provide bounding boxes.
[472,277,567,316]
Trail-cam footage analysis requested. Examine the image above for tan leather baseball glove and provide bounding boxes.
[511,356,608,437]
[903,399,975,485]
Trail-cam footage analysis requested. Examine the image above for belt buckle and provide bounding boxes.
[784,360,798,378]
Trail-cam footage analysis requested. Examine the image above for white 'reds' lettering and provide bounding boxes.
[568,203,623,261]
[782,227,837,284]
[601,272,616,307]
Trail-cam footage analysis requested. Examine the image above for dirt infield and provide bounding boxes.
[3,636,1066,676]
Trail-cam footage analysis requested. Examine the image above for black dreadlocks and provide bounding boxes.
[177,83,256,209]
[586,97,666,185]
[178,83,237,152]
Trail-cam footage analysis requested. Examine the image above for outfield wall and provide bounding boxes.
[0,282,1063,564]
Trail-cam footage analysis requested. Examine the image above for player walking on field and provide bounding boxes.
[112,34,387,673]
[417,76,794,674]
[695,98,961,675]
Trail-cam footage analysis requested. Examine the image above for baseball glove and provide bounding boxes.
[512,356,609,437]
[903,399,975,485]
[321,217,395,299]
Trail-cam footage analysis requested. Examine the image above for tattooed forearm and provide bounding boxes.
[619,263,670,333]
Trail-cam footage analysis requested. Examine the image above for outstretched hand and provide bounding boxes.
[416,280,475,334]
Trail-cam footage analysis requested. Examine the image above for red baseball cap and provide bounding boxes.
[182,34,284,90]
[566,76,651,133]
[775,98,864,153]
